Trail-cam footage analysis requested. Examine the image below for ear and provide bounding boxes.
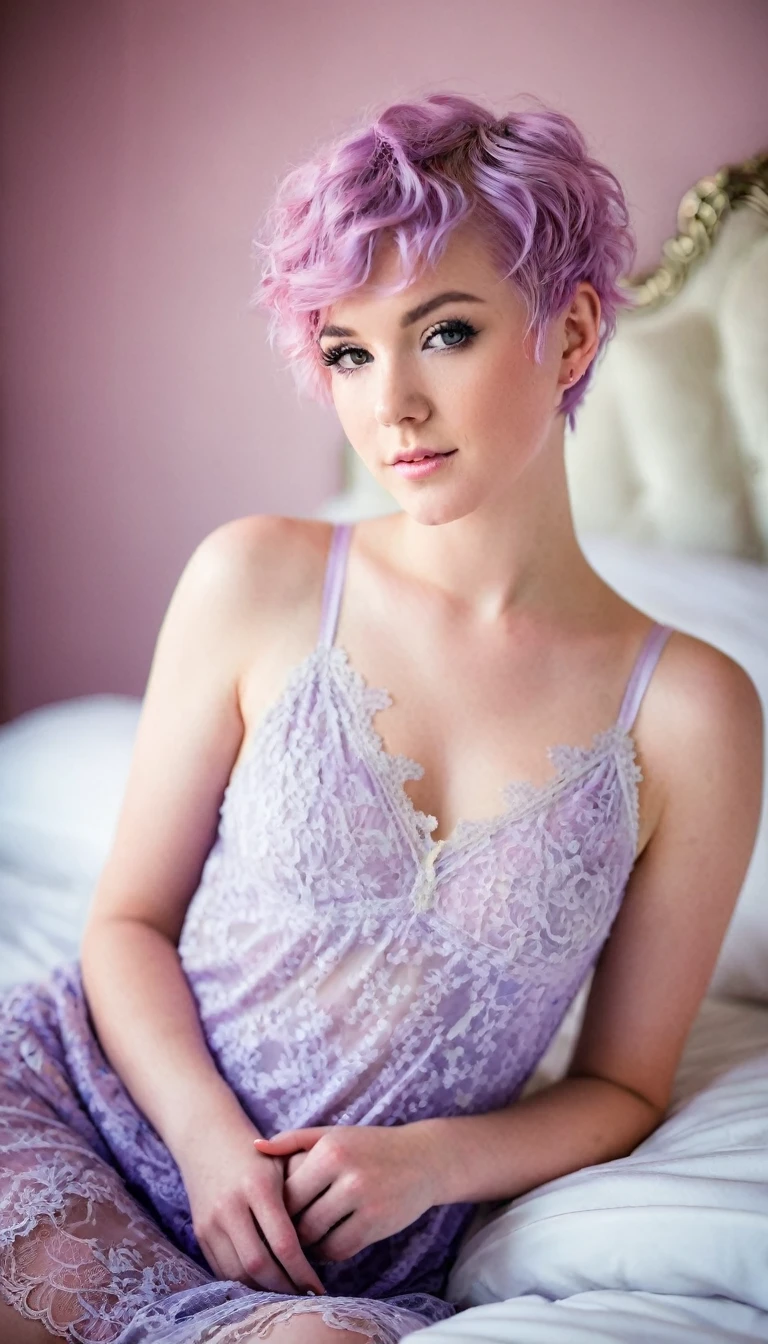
[556,281,601,398]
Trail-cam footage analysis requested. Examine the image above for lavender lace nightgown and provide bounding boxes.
[0,521,673,1344]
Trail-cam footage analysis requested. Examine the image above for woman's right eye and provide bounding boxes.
[320,345,370,373]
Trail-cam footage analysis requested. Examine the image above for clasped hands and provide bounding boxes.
[255,1121,439,1266]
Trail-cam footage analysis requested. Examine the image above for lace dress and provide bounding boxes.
[0,521,673,1344]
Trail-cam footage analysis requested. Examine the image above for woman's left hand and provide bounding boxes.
[254,1123,439,1263]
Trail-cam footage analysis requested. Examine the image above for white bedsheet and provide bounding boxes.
[406,997,768,1343]
[407,1293,768,1343]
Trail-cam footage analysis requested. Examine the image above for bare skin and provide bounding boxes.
[5,224,762,1340]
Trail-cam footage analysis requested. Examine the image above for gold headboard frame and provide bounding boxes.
[622,150,768,312]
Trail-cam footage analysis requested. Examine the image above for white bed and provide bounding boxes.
[1,151,767,1342]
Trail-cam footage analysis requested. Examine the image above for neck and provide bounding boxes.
[388,417,604,629]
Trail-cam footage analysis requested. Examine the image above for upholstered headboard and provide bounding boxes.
[567,152,768,561]
[320,151,768,562]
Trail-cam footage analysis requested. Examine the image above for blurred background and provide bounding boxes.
[1,0,767,720]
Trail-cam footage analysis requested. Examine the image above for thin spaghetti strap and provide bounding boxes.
[318,522,353,648]
[616,622,674,732]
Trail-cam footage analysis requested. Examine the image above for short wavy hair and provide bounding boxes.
[252,92,636,428]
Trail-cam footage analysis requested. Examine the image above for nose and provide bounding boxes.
[373,357,431,428]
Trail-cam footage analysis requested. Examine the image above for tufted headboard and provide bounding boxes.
[567,152,768,562]
[320,151,768,563]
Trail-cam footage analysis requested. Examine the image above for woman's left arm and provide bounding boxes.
[418,641,765,1206]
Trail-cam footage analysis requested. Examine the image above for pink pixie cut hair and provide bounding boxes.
[252,92,636,428]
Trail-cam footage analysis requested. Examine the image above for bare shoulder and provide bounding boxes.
[149,513,334,714]
[185,513,330,612]
[646,627,763,758]
[641,625,763,830]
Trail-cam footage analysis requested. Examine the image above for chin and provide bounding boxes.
[400,496,479,528]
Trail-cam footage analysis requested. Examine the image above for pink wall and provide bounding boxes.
[2,0,767,719]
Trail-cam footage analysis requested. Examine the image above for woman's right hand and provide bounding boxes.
[175,1107,326,1296]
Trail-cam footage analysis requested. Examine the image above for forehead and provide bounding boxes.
[325,224,506,324]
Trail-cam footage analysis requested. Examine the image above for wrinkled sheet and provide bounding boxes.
[405,1293,768,1344]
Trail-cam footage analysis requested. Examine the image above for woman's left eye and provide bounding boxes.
[320,318,478,376]
[423,318,478,350]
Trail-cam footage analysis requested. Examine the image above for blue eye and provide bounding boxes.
[319,318,479,375]
[423,318,478,349]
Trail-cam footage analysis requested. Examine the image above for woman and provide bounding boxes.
[0,92,762,1344]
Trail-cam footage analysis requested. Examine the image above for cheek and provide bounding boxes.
[452,346,548,436]
[329,375,363,424]
[447,358,556,480]
[330,381,381,461]
[500,337,552,395]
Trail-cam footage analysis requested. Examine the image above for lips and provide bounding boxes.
[391,451,458,479]
[393,449,456,464]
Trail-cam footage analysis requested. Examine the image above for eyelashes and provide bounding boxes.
[319,318,479,375]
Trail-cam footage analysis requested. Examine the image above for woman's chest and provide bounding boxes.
[235,614,635,850]
[215,651,637,969]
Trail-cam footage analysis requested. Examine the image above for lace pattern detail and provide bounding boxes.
[329,643,642,855]
[178,639,639,1131]
[0,1205,207,1342]
[111,1288,450,1344]
[324,647,441,848]
[196,1292,450,1344]
[244,646,642,862]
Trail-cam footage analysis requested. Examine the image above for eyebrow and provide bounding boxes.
[317,290,486,340]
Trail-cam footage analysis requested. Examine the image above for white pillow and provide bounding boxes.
[445,997,768,1316]
[580,534,768,1003]
[0,694,142,887]
[0,865,95,988]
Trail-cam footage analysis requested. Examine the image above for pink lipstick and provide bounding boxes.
[392,450,458,480]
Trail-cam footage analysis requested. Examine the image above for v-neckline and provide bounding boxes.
[323,641,641,863]
[315,521,644,867]
[222,638,641,918]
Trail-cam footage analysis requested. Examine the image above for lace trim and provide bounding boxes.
[326,644,642,856]
[204,1293,437,1344]
[219,641,642,888]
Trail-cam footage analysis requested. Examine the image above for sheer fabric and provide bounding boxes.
[0,522,673,1341]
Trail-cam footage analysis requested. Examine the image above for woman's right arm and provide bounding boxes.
[80,514,326,1297]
